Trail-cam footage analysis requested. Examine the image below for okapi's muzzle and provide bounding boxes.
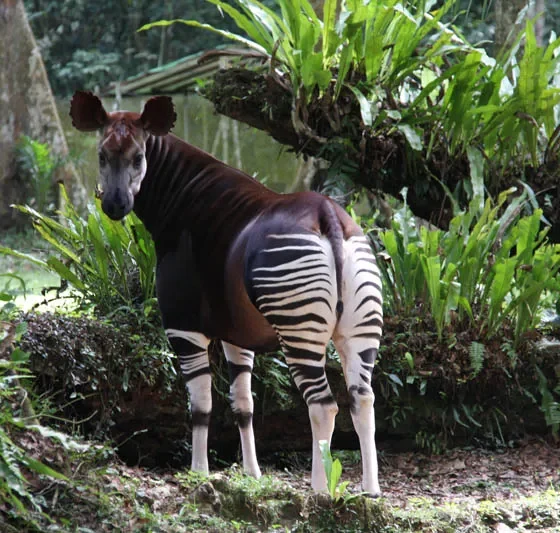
[101,187,133,221]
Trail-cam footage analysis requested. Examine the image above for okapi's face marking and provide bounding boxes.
[69,91,176,220]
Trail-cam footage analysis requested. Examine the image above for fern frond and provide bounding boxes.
[468,341,485,377]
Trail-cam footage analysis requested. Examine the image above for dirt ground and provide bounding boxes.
[373,438,560,505]
[266,438,560,504]
[5,430,560,532]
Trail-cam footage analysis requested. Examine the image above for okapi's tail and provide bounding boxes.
[320,200,345,319]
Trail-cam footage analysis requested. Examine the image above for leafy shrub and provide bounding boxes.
[15,135,64,213]
[0,289,69,527]
[2,186,157,324]
[373,188,560,345]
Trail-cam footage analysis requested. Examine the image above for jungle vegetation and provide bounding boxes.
[1,0,560,531]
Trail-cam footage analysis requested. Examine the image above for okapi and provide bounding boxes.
[70,91,383,496]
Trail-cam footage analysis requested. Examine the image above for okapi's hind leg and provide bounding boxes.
[332,336,380,496]
[284,348,339,492]
[221,342,261,478]
[333,235,383,496]
[166,329,212,474]
[250,232,339,491]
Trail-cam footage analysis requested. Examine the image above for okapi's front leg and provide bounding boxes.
[166,329,212,474]
[221,342,261,478]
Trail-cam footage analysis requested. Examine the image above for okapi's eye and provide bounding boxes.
[132,153,144,170]
[98,152,107,167]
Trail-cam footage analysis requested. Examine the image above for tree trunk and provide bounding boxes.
[494,0,529,54]
[0,0,81,230]
[532,0,546,46]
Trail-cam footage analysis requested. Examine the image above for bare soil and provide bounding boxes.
[375,438,560,504]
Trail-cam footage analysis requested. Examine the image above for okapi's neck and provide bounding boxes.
[133,134,274,249]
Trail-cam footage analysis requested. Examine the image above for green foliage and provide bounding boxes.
[0,293,68,526]
[15,135,63,213]
[55,49,125,92]
[2,186,157,322]
[141,0,327,100]
[318,440,354,504]
[375,188,560,345]
[535,365,560,437]
[24,0,249,95]
[253,353,295,411]
[146,0,560,174]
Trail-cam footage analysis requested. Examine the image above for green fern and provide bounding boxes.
[536,366,560,437]
[468,341,485,377]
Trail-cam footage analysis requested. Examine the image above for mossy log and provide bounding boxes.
[204,68,560,240]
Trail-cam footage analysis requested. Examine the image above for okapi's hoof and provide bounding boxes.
[361,486,381,499]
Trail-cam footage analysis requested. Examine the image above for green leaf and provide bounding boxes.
[87,213,109,282]
[10,348,30,363]
[348,85,375,126]
[0,246,48,270]
[404,352,414,371]
[142,19,269,56]
[330,458,342,497]
[466,146,485,210]
[322,0,338,61]
[397,124,423,151]
[46,257,86,291]
[23,457,68,481]
[27,425,90,452]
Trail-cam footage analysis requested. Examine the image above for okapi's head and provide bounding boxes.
[70,91,176,220]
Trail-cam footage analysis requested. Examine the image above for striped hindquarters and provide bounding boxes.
[335,235,383,385]
[250,233,338,403]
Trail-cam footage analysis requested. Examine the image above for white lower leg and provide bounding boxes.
[191,425,209,474]
[222,343,261,478]
[239,423,261,478]
[333,333,381,497]
[187,374,212,475]
[350,388,380,495]
[231,372,261,478]
[308,402,338,491]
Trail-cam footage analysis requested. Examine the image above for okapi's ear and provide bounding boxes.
[139,96,176,136]
[70,91,108,131]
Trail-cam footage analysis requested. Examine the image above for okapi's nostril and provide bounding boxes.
[115,197,126,210]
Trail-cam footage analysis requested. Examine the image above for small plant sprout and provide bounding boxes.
[318,440,355,504]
